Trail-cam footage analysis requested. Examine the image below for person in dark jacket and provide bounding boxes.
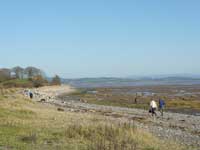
[159,99,165,116]
[29,92,33,99]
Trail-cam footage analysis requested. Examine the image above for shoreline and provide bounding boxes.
[31,85,200,116]
[24,85,200,147]
[26,84,76,102]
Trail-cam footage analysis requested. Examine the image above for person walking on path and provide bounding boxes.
[134,97,138,104]
[159,98,165,116]
[150,99,157,117]
[29,91,33,99]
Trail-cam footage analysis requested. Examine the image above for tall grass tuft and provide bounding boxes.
[64,122,138,150]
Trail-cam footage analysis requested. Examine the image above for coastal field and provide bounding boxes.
[0,87,191,150]
[64,85,200,115]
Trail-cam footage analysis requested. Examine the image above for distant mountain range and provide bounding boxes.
[128,74,200,80]
[61,75,200,88]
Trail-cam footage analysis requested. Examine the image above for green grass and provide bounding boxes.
[0,91,188,150]
[67,88,88,96]
[0,107,36,119]
[167,99,200,110]
[0,79,33,88]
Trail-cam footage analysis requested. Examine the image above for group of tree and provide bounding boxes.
[0,66,43,80]
[0,68,11,82]
[0,66,61,88]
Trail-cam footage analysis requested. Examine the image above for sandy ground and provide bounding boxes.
[28,85,76,101]
[36,85,75,96]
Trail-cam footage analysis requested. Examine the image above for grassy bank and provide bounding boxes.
[0,90,187,150]
[0,79,33,88]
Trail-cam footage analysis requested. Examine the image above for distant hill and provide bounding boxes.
[62,76,200,88]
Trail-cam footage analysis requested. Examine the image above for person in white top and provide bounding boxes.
[150,100,157,116]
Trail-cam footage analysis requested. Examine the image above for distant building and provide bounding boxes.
[10,72,17,78]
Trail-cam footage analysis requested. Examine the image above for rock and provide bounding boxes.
[70,109,74,112]
[80,99,87,103]
[57,108,64,112]
[180,119,186,122]
[89,109,96,113]
[40,99,46,102]
[61,101,66,104]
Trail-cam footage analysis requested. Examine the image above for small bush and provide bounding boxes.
[20,133,37,144]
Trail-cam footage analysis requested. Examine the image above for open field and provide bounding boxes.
[0,88,189,150]
[63,85,200,115]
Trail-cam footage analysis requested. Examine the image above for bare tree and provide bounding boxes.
[24,67,42,79]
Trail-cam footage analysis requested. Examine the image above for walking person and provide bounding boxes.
[150,99,157,117]
[29,91,33,99]
[159,98,165,116]
[134,97,137,104]
[134,93,138,104]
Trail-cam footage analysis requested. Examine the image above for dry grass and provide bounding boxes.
[66,88,200,113]
[0,89,187,150]
[167,99,200,109]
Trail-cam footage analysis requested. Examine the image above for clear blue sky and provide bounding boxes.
[0,0,200,78]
